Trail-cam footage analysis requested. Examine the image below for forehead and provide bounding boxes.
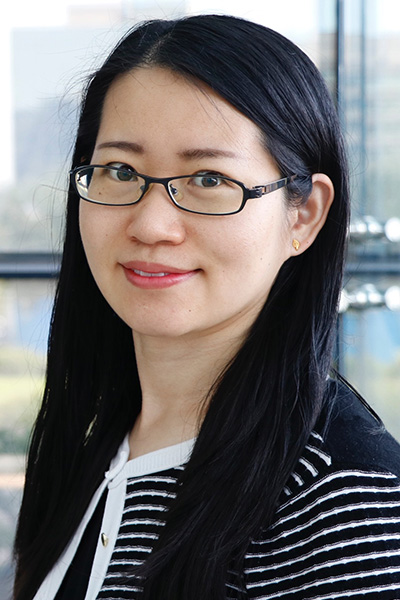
[96,66,268,161]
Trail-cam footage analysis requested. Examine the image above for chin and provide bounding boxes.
[127,318,198,340]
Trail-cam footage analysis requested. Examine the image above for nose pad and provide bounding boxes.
[169,183,183,202]
[142,181,170,203]
[142,180,182,206]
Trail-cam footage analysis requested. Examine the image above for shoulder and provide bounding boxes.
[244,380,400,598]
[323,377,400,477]
[279,377,400,502]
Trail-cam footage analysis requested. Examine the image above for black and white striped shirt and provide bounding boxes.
[42,382,400,600]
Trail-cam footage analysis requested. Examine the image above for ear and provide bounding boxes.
[289,173,334,256]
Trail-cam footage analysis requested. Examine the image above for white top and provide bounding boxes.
[33,437,196,600]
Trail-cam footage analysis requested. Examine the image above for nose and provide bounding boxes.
[125,182,186,245]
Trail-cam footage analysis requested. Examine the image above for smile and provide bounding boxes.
[122,264,198,290]
[133,269,169,277]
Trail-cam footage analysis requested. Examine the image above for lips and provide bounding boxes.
[121,261,198,289]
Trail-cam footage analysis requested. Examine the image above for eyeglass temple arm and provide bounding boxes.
[250,175,298,198]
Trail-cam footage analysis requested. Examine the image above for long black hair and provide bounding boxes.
[14,14,349,600]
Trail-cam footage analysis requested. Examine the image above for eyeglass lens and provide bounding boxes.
[75,166,244,214]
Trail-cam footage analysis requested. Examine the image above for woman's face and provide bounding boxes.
[80,67,297,343]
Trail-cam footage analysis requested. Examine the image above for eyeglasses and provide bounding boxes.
[70,165,298,216]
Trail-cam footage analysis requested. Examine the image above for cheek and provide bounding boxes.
[79,206,113,287]
[79,204,112,258]
[204,233,284,312]
[211,214,291,276]
[79,202,93,246]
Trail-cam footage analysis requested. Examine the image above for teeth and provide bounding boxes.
[133,269,169,277]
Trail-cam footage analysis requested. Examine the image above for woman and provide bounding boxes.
[14,13,400,600]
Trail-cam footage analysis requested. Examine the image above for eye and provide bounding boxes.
[191,173,226,188]
[107,163,138,182]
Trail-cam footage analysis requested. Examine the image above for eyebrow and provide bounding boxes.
[96,141,143,152]
[178,148,238,160]
[95,141,239,160]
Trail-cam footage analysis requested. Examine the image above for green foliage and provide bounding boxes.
[0,346,44,455]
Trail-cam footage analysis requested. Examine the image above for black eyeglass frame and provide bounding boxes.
[70,165,298,216]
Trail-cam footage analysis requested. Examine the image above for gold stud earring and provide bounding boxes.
[292,239,300,251]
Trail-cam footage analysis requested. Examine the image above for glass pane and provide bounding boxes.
[341,0,400,222]
[0,0,337,252]
[0,279,53,597]
[340,273,400,441]
[0,0,338,594]
[341,0,400,442]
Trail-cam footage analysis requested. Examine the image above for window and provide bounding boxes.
[1,1,400,596]
[339,0,400,439]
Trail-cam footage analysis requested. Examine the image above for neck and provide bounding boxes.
[129,329,244,458]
